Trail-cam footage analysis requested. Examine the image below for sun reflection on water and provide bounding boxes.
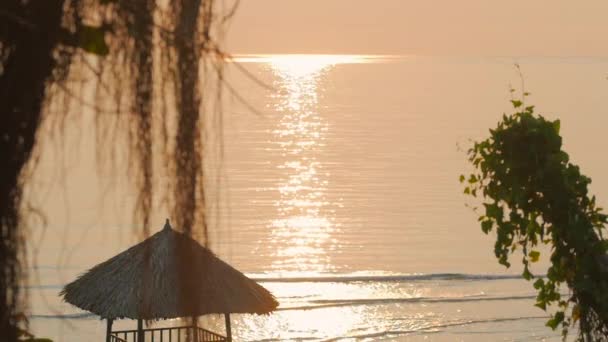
[228,55,400,340]
[250,55,366,273]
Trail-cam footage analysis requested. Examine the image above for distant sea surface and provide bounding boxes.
[28,55,608,341]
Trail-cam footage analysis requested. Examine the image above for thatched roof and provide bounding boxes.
[61,220,278,320]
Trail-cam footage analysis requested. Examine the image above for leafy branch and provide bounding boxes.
[462,95,608,340]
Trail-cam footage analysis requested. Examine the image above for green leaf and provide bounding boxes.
[511,100,523,108]
[572,304,580,323]
[481,220,493,234]
[484,203,503,220]
[529,250,540,263]
[78,25,109,56]
[522,266,533,280]
[546,312,565,330]
[533,278,545,290]
[498,254,510,267]
[459,174,465,183]
[552,120,561,134]
[535,301,547,311]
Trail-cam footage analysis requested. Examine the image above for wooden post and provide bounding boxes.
[137,319,144,342]
[106,319,113,342]
[224,313,232,342]
[192,316,198,342]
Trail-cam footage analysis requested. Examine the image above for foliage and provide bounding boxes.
[1,0,234,339]
[462,95,608,340]
[75,24,110,56]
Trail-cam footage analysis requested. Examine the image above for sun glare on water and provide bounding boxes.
[228,55,405,341]
[232,55,378,273]
[267,55,341,273]
[233,54,375,77]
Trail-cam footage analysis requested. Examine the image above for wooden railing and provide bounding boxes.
[111,326,227,342]
[110,335,128,342]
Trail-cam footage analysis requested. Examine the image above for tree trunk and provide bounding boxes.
[0,0,66,339]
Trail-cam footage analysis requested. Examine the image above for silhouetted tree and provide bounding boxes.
[0,0,235,339]
[462,95,608,341]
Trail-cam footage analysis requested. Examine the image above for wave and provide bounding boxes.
[30,313,96,320]
[321,316,550,341]
[28,273,526,290]
[248,316,551,341]
[277,294,537,311]
[252,273,525,283]
[31,295,538,320]
[30,294,537,320]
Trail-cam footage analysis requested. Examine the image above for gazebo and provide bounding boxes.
[61,219,278,342]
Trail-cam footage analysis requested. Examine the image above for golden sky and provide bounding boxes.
[226,0,608,56]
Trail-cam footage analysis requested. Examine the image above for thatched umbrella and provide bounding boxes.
[61,219,278,341]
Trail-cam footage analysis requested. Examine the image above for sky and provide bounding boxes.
[225,0,608,56]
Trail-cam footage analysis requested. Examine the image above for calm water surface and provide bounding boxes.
[28,55,608,341]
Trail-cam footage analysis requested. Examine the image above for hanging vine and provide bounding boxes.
[462,94,608,340]
[1,0,236,339]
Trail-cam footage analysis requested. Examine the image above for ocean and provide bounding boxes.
[27,55,608,341]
